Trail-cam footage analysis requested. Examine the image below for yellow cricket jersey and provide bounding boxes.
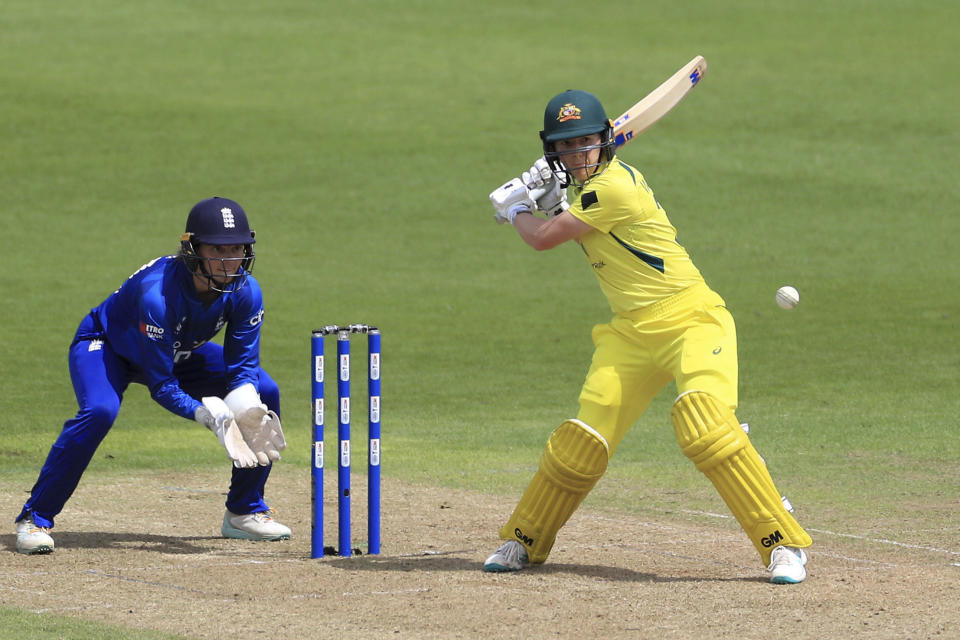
[568,157,704,313]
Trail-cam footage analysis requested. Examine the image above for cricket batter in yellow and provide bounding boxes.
[485,90,812,583]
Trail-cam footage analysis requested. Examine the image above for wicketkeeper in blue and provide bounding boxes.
[15,197,290,554]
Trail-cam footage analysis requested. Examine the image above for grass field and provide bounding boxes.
[2,1,958,638]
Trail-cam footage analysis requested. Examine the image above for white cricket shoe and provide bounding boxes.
[483,540,529,573]
[221,510,291,541]
[16,516,55,555]
[767,545,808,584]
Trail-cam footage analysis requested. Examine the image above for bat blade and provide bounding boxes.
[612,55,707,148]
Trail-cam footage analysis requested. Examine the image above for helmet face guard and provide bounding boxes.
[540,90,616,186]
[179,235,256,293]
[178,197,257,294]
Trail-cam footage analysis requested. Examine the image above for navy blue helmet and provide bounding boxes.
[179,197,256,293]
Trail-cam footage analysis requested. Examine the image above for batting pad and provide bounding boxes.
[671,390,812,565]
[500,419,609,564]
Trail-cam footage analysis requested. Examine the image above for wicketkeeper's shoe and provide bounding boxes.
[16,515,55,555]
[483,540,529,572]
[767,545,808,584]
[221,510,291,541]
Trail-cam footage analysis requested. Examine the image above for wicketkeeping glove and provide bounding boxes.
[234,407,286,465]
[523,157,568,217]
[224,383,287,465]
[195,397,259,468]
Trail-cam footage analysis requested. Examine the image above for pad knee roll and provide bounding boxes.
[671,390,811,564]
[500,419,609,563]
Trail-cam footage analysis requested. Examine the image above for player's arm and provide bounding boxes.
[512,210,592,251]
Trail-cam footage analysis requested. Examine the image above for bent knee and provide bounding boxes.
[258,373,281,414]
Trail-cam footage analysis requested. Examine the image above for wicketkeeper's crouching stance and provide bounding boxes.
[484,90,812,583]
[15,197,290,555]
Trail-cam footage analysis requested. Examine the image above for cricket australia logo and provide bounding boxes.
[221,207,235,228]
[557,103,582,123]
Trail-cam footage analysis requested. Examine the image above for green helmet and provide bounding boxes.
[540,90,611,142]
[539,90,616,185]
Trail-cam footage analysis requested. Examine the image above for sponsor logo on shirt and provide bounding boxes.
[140,322,165,341]
[248,308,265,326]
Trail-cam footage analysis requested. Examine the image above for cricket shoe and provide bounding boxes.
[221,510,291,541]
[767,545,808,584]
[16,516,55,555]
[483,540,529,573]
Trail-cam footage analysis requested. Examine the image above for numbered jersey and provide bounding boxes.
[87,255,264,418]
[568,157,705,312]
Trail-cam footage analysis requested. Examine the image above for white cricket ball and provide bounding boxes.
[776,285,800,310]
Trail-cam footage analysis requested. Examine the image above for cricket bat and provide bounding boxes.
[490,55,707,210]
[611,55,707,147]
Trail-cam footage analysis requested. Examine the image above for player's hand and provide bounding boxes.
[196,397,259,468]
[489,177,534,225]
[234,406,287,466]
[523,157,568,217]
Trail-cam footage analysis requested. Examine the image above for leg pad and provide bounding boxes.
[500,420,609,563]
[671,390,811,565]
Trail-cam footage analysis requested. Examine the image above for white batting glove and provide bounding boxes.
[196,397,259,468]
[489,177,534,225]
[523,157,568,217]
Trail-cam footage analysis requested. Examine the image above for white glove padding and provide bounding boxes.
[224,383,262,415]
[523,157,568,217]
[489,177,534,225]
[234,406,287,466]
[196,397,259,469]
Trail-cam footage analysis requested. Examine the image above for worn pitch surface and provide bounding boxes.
[3,467,957,639]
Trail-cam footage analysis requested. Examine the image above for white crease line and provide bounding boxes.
[806,527,960,557]
[679,509,960,559]
[290,588,431,599]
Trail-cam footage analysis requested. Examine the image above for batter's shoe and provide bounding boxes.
[221,510,291,541]
[767,545,808,584]
[483,540,529,572]
[16,516,55,555]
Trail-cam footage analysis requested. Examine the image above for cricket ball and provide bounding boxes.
[775,285,800,310]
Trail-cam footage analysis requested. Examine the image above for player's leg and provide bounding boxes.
[176,343,290,541]
[486,321,668,570]
[670,299,811,582]
[16,324,131,553]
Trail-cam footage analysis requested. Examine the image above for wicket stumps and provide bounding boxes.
[311,324,381,559]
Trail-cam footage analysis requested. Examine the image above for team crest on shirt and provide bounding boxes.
[557,103,582,123]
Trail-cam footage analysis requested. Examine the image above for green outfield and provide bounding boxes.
[2,1,958,637]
